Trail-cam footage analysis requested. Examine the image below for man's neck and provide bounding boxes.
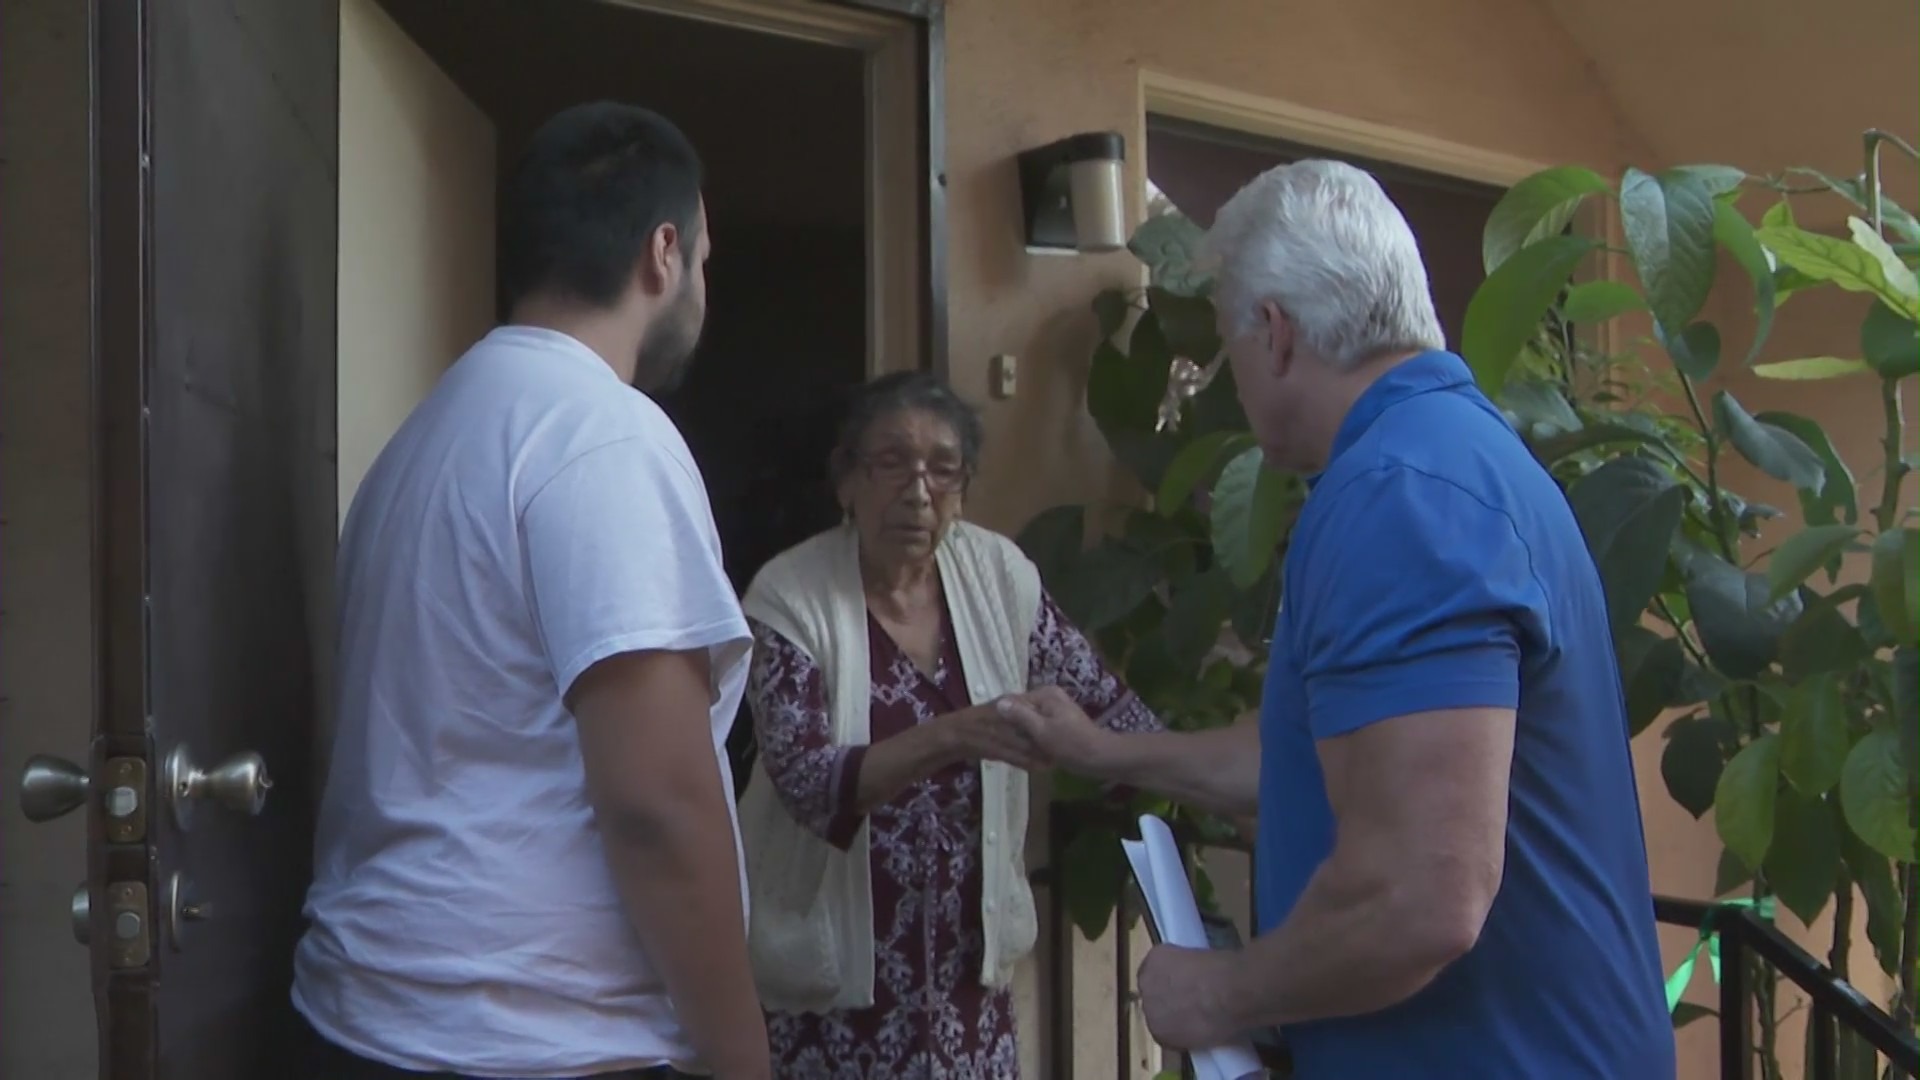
[1298,349,1424,472]
[508,296,641,384]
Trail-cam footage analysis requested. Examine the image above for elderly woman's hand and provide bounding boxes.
[935,703,1052,772]
[995,686,1114,775]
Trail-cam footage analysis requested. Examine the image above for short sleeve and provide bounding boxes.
[522,436,748,699]
[1288,467,1546,741]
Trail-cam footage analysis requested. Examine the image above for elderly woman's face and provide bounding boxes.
[841,407,968,564]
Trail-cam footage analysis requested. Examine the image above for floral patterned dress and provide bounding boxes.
[747,590,1161,1080]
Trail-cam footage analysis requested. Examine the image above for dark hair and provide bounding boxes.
[831,372,984,483]
[500,103,704,309]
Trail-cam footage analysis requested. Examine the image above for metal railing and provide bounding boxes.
[1654,896,1919,1080]
[1037,806,1918,1080]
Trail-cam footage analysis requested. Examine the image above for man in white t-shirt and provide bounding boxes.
[293,103,767,1080]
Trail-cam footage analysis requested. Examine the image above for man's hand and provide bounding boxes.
[1137,944,1241,1051]
[995,686,1112,773]
[942,702,1052,771]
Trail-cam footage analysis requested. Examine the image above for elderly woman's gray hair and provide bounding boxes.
[1205,159,1445,370]
[830,371,984,482]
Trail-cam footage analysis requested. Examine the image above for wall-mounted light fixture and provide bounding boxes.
[1017,131,1127,255]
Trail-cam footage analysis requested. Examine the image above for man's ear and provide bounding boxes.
[1261,300,1297,377]
[635,221,683,296]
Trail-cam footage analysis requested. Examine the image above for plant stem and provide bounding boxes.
[1875,377,1908,535]
[1653,595,1712,670]
[1678,373,1738,562]
[1831,867,1854,983]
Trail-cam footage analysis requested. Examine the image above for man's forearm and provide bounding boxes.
[600,789,767,1076]
[1083,720,1261,817]
[1216,858,1466,1030]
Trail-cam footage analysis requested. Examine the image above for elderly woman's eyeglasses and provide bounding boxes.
[858,452,969,494]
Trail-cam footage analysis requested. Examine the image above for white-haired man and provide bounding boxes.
[1003,160,1675,1077]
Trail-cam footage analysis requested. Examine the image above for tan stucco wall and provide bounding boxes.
[338,0,496,523]
[940,1,1908,1077]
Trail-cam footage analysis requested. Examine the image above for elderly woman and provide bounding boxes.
[735,372,1163,1079]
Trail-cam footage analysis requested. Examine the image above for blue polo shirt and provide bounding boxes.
[1255,351,1675,1078]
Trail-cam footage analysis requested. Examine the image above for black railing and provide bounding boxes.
[1037,805,1918,1080]
[1654,896,1919,1080]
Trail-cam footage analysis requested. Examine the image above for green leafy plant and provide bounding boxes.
[1461,132,1919,1077]
[1019,211,1296,941]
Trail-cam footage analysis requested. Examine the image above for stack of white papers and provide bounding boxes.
[1122,814,1266,1080]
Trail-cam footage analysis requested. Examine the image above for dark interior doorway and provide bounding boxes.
[1144,116,1504,351]
[379,0,873,781]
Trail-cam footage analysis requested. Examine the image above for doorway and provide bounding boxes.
[343,0,915,784]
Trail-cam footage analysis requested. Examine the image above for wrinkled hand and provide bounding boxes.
[945,704,1051,772]
[994,685,1109,774]
[1137,943,1239,1052]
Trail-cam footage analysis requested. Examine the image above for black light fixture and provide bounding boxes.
[1017,131,1128,254]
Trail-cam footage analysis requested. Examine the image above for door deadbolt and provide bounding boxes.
[163,744,271,830]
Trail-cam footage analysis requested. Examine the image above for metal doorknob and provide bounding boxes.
[70,883,90,945]
[163,744,271,829]
[20,755,90,823]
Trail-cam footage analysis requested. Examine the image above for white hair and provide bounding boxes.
[1205,159,1444,370]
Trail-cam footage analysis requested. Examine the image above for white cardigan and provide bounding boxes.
[737,520,1042,1013]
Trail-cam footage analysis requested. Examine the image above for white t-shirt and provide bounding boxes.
[292,326,751,1077]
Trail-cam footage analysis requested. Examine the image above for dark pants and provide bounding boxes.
[303,1021,698,1080]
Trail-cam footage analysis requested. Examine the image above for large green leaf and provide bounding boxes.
[1861,302,1920,379]
[1789,167,1920,244]
[1713,391,1828,493]
[1147,287,1221,364]
[1016,505,1087,590]
[1839,730,1916,864]
[1684,550,1804,680]
[1714,846,1754,896]
[1620,167,1719,334]
[1778,590,1870,684]
[1054,538,1163,631]
[1757,222,1919,321]
[1093,289,1132,340]
[1129,213,1211,297]
[1462,234,1598,394]
[1156,431,1252,514]
[1161,568,1236,671]
[1751,357,1872,381]
[1229,563,1281,648]
[1713,200,1777,363]
[1500,378,1582,439]
[1671,164,1747,196]
[1847,217,1920,315]
[1767,525,1864,601]
[1087,340,1167,434]
[1754,410,1856,527]
[1210,446,1295,588]
[1568,457,1686,637]
[1778,673,1850,797]
[1481,165,1612,272]
[1840,828,1905,976]
[1560,280,1646,323]
[1714,734,1781,870]
[1662,714,1732,819]
[1618,627,1685,737]
[1531,423,1672,464]
[1869,528,1919,642]
[1659,322,1722,381]
[1058,822,1126,939]
[1765,786,1839,925]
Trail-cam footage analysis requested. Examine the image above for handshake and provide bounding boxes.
[941,686,1108,774]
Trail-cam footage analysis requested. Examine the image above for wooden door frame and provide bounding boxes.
[603,0,948,380]
[1134,70,1622,353]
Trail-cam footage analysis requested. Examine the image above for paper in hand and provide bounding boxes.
[1122,814,1265,1080]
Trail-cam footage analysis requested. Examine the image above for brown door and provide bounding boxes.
[15,1,337,1076]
